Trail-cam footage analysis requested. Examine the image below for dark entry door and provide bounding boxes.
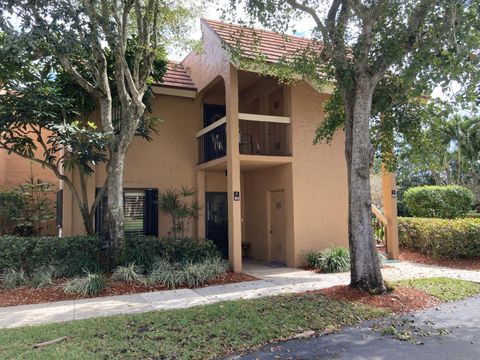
[206,192,228,259]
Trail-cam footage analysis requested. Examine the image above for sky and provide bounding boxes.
[170,0,316,61]
[172,1,459,103]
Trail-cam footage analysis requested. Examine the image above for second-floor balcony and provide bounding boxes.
[197,113,291,164]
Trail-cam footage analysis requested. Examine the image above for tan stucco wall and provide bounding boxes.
[0,139,59,236]
[0,149,58,190]
[290,81,349,266]
[205,171,227,192]
[243,164,294,265]
[63,93,201,237]
[183,23,231,94]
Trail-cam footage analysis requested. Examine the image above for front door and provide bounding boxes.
[206,192,228,259]
[269,190,286,263]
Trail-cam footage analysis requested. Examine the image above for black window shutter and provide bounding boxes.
[145,188,158,237]
[56,189,63,227]
[95,188,104,235]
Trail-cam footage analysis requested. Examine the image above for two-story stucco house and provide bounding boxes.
[56,19,351,273]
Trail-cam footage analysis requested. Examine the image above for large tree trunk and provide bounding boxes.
[106,148,126,252]
[345,75,386,293]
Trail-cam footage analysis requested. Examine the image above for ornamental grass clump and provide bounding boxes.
[1,267,29,289]
[148,259,184,289]
[31,265,59,288]
[303,250,321,269]
[63,270,106,296]
[112,263,146,284]
[317,246,351,273]
[148,257,228,289]
[182,257,228,288]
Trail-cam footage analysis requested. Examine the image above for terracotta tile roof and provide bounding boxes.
[158,61,196,90]
[202,19,322,63]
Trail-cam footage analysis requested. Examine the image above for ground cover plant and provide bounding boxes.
[396,277,480,302]
[63,271,106,296]
[0,292,387,360]
[303,246,351,273]
[0,234,234,304]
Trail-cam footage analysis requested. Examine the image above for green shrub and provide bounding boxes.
[148,257,228,289]
[63,271,106,296]
[112,263,146,284]
[317,246,350,273]
[182,258,228,288]
[399,217,480,259]
[0,235,101,275]
[404,185,475,219]
[31,265,59,288]
[119,236,222,272]
[0,176,55,236]
[1,267,29,289]
[148,259,184,289]
[303,250,321,269]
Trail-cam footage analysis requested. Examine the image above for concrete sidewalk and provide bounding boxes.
[0,260,479,329]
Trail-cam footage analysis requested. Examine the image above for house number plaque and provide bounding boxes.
[234,191,240,201]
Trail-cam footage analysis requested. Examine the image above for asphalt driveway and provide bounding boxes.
[222,295,480,360]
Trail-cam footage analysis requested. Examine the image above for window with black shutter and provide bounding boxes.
[95,188,158,236]
[56,189,63,228]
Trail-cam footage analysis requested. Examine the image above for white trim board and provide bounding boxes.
[152,86,196,99]
[196,116,226,138]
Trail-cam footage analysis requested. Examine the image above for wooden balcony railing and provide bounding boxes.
[197,117,227,164]
[197,113,291,164]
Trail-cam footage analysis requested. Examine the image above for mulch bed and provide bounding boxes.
[400,249,480,271]
[0,272,258,308]
[319,285,440,314]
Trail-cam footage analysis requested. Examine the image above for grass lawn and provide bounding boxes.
[0,292,387,360]
[2,277,478,359]
[396,277,480,302]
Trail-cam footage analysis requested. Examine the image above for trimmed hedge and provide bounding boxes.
[399,217,480,259]
[0,235,223,276]
[0,235,102,276]
[117,236,222,272]
[404,185,475,219]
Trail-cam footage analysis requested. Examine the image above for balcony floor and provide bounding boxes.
[197,155,293,171]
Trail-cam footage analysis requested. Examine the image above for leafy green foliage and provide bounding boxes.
[0,235,101,276]
[404,186,475,219]
[0,267,29,289]
[302,250,321,269]
[63,271,106,296]
[317,246,351,273]
[303,247,351,272]
[31,265,59,288]
[0,174,55,236]
[117,236,221,273]
[399,217,480,259]
[397,277,480,302]
[158,187,200,239]
[182,258,228,288]
[111,263,146,284]
[147,259,185,289]
[0,292,387,360]
[148,257,228,289]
